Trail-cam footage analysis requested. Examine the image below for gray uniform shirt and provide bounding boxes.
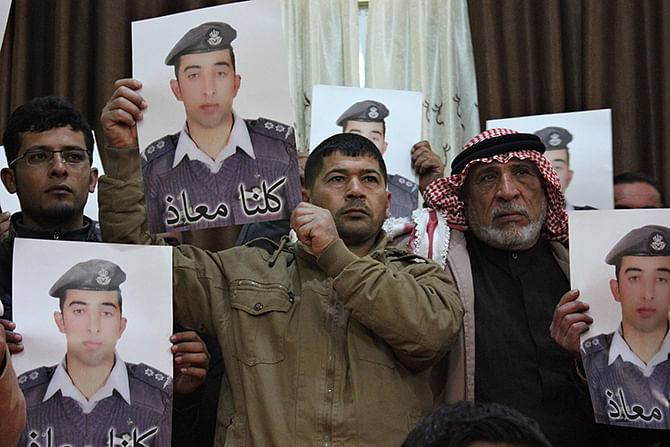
[582,329,670,429]
[142,118,301,234]
[18,360,172,446]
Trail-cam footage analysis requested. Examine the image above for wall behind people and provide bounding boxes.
[1,1,669,201]
[468,0,670,203]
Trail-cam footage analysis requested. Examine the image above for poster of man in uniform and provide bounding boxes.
[570,209,670,429]
[132,1,301,234]
[11,239,173,446]
[488,109,613,210]
[310,85,423,219]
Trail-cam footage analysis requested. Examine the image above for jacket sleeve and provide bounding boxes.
[0,346,26,447]
[99,144,226,336]
[317,239,464,372]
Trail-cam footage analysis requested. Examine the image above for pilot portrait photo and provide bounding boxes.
[487,109,613,210]
[310,85,423,219]
[570,211,670,430]
[12,239,173,446]
[132,2,300,234]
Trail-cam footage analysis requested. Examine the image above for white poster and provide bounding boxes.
[488,109,613,210]
[570,209,670,429]
[310,85,423,219]
[13,239,173,446]
[132,1,300,233]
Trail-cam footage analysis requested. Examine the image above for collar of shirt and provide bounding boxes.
[609,324,670,377]
[172,112,254,173]
[43,352,131,413]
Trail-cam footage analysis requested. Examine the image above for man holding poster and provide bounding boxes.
[18,259,172,446]
[141,21,300,234]
[582,224,670,429]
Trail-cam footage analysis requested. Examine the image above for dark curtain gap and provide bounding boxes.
[468,0,670,201]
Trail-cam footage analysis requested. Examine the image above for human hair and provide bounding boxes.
[58,290,123,314]
[174,46,236,78]
[614,171,664,205]
[3,96,94,168]
[402,401,552,447]
[304,133,387,189]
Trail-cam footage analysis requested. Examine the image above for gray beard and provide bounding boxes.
[466,200,547,251]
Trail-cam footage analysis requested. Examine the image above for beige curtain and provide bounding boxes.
[366,0,480,167]
[282,0,360,151]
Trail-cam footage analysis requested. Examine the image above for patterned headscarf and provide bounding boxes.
[422,128,568,243]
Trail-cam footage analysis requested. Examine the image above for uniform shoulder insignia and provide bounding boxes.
[142,134,179,164]
[389,174,418,193]
[581,333,611,357]
[18,365,53,391]
[128,362,172,394]
[250,117,295,143]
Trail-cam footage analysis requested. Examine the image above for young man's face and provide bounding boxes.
[54,289,127,369]
[170,49,241,133]
[305,152,390,247]
[0,126,98,230]
[611,255,670,335]
[343,121,388,154]
[543,149,573,193]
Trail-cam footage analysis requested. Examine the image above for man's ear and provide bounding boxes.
[170,79,183,101]
[303,188,311,203]
[88,167,99,194]
[610,278,621,303]
[233,74,241,98]
[119,317,127,338]
[1,168,17,194]
[381,141,388,155]
[54,311,65,334]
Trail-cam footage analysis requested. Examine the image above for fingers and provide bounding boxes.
[101,79,146,125]
[171,331,210,374]
[550,289,592,357]
[0,212,10,240]
[411,140,445,192]
[1,319,23,355]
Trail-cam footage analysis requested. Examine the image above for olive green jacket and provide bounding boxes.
[98,145,464,446]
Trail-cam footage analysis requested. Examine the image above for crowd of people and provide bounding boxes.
[0,20,668,447]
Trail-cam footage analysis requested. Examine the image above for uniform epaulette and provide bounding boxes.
[143,134,179,163]
[251,117,295,144]
[128,362,172,394]
[18,365,53,391]
[388,174,418,193]
[581,333,611,357]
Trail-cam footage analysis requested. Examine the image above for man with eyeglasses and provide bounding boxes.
[0,97,212,444]
[0,96,100,322]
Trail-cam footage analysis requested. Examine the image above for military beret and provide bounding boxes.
[49,259,127,298]
[534,126,573,151]
[336,100,389,127]
[450,129,545,175]
[605,225,670,266]
[165,22,237,66]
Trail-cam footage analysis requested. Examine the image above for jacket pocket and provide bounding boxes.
[230,280,293,366]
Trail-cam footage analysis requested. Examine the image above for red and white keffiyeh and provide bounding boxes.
[422,128,568,243]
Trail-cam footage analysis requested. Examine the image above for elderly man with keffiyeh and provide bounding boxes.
[400,129,603,447]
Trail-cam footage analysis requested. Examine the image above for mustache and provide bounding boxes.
[492,203,530,219]
[338,199,371,215]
